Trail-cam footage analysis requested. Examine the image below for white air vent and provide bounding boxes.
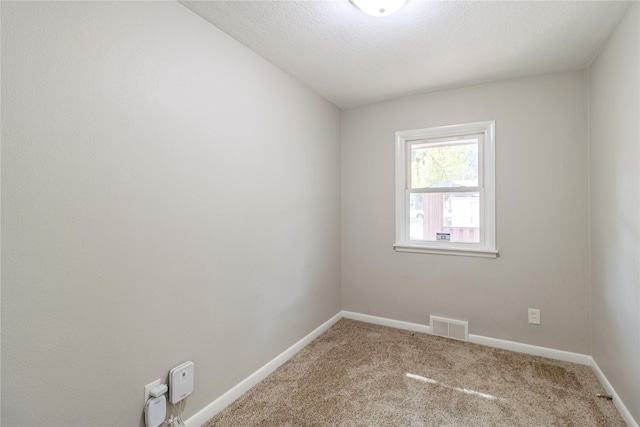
[429,316,469,341]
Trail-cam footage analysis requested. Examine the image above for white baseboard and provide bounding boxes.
[186,310,636,427]
[342,311,430,333]
[343,311,590,365]
[590,358,638,427]
[184,311,342,427]
[467,334,591,365]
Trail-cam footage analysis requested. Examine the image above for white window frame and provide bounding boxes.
[394,121,497,258]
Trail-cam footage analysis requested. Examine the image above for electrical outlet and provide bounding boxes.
[144,379,161,404]
[528,308,541,325]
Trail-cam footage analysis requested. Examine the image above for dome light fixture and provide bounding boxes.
[350,0,408,17]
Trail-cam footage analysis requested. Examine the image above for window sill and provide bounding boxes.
[393,243,498,258]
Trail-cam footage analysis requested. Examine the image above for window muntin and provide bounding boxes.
[395,121,496,258]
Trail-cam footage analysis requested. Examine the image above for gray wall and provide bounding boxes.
[588,2,640,422]
[1,2,341,426]
[342,71,590,354]
[3,1,639,426]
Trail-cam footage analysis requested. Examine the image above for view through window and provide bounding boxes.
[409,137,480,243]
[394,121,496,258]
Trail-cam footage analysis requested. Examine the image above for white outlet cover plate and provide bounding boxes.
[144,379,161,404]
[528,308,540,325]
[169,361,194,404]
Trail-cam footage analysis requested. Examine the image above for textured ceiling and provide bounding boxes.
[179,0,632,109]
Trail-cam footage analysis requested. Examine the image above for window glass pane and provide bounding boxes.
[409,192,480,243]
[410,138,478,189]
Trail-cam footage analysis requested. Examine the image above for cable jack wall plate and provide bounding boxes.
[169,361,194,404]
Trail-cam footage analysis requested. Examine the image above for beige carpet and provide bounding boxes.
[204,319,624,426]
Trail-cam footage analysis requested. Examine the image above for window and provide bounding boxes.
[394,121,497,258]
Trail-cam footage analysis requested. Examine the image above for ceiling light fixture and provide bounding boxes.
[350,0,407,17]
